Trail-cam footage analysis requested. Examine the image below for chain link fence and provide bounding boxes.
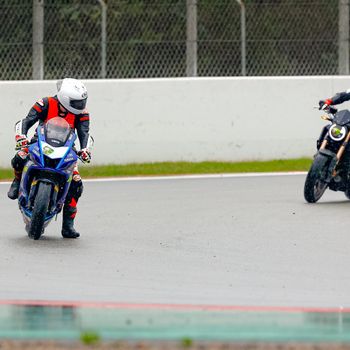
[0,0,343,80]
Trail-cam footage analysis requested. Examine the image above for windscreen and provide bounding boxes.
[44,117,71,147]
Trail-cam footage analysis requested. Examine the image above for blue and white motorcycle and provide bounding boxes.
[18,117,81,240]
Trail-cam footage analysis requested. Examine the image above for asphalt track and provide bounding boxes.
[1,174,350,308]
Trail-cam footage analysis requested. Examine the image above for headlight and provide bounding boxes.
[329,124,347,141]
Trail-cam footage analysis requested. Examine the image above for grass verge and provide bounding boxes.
[0,158,312,181]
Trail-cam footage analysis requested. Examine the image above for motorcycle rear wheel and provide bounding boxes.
[28,182,52,240]
[304,154,329,203]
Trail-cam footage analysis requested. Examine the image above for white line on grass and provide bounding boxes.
[0,171,307,185]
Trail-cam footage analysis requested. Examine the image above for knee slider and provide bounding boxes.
[77,181,84,199]
[71,180,83,199]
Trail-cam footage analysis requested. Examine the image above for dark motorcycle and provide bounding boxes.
[18,117,89,240]
[304,107,350,203]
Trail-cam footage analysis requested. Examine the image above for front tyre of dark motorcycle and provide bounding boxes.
[345,189,350,200]
[28,182,52,240]
[304,153,330,203]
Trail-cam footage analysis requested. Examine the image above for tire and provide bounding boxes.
[304,154,330,203]
[28,182,52,240]
[345,188,350,200]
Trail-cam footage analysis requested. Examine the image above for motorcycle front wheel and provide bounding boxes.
[304,154,330,203]
[28,182,52,240]
[345,190,350,200]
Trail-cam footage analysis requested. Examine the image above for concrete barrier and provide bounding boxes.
[1,76,350,167]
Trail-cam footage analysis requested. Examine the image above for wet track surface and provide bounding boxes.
[1,174,350,307]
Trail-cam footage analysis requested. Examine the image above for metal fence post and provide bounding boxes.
[186,0,197,77]
[339,0,349,75]
[98,0,107,79]
[236,0,246,76]
[32,0,44,80]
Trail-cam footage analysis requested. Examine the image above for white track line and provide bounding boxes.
[0,172,306,185]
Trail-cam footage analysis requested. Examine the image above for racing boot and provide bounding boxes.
[61,208,80,239]
[61,216,80,239]
[7,171,22,200]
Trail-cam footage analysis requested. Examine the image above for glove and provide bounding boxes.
[319,99,333,111]
[15,134,29,150]
[79,148,91,164]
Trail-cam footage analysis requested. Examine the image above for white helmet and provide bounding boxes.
[57,78,88,114]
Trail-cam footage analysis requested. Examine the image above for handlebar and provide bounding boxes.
[316,105,337,115]
[328,106,338,114]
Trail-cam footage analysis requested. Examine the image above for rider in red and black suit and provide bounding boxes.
[8,78,92,239]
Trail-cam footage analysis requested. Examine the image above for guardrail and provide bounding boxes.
[1,77,349,167]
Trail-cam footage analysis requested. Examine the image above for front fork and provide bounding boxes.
[320,132,350,160]
[319,129,350,179]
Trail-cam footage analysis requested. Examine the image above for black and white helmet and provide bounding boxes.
[57,78,88,114]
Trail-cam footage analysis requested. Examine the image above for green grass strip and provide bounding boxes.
[0,158,312,181]
[0,168,14,181]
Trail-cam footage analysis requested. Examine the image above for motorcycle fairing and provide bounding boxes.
[18,121,78,228]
